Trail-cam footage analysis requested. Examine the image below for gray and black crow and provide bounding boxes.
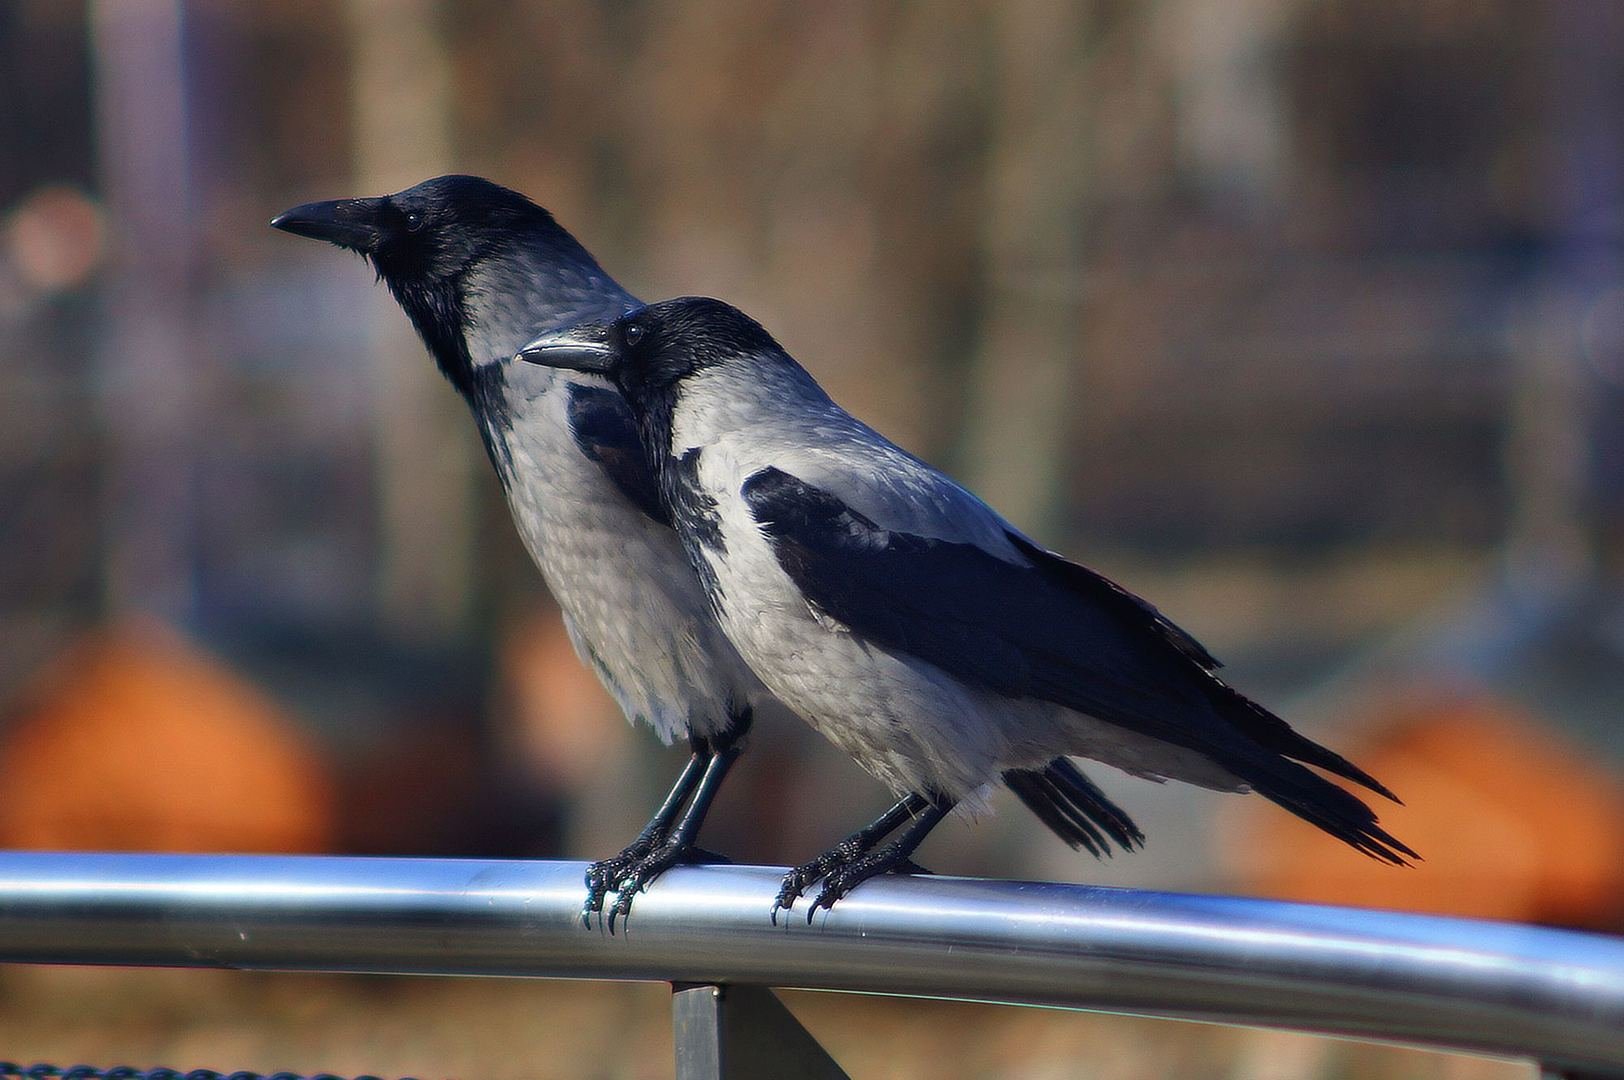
[271,177,774,926]
[517,297,1416,920]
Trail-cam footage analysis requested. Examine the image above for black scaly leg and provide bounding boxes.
[605,742,740,933]
[771,792,939,925]
[581,746,710,926]
[803,796,951,920]
[603,707,754,933]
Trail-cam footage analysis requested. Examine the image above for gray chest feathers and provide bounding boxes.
[480,372,759,743]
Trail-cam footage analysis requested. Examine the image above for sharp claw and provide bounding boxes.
[806,866,860,919]
[581,860,625,928]
[806,883,830,922]
[608,886,639,935]
[600,838,707,931]
[583,839,669,930]
[770,867,815,924]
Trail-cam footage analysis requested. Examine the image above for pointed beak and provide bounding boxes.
[270,197,387,252]
[515,322,619,374]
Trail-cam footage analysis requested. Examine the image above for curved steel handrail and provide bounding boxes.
[0,853,1619,1072]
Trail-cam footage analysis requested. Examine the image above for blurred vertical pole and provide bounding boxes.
[344,0,475,640]
[89,0,198,621]
[1543,2,1624,591]
[958,2,1091,537]
[1504,1,1624,597]
[1504,287,1592,596]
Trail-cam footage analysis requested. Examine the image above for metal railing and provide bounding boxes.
[0,853,1621,1078]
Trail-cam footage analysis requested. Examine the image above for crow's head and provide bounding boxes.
[273,175,626,393]
[513,298,786,477]
[514,297,802,465]
[274,173,559,278]
[272,174,553,285]
[515,297,781,403]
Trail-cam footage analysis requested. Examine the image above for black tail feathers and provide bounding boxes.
[1200,687,1416,864]
[1008,744,1415,868]
[1005,758,1145,858]
[1214,686,1401,804]
[1006,695,1415,867]
[1252,757,1418,864]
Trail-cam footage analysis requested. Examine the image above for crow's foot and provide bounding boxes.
[770,850,932,925]
[770,841,863,925]
[582,835,664,928]
[804,846,932,922]
[605,839,717,934]
[768,793,945,924]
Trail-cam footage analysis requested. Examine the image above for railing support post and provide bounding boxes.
[672,983,850,1080]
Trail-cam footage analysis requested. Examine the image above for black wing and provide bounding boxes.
[743,466,1413,863]
[1005,531,1398,802]
[742,466,1217,737]
[566,384,670,527]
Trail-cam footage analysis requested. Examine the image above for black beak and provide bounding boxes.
[270,197,387,252]
[515,322,619,375]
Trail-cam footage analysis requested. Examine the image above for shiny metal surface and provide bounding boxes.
[0,854,1620,1072]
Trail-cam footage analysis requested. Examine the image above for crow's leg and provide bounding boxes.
[770,792,932,925]
[606,742,742,932]
[581,745,709,926]
[603,707,754,932]
[805,797,951,921]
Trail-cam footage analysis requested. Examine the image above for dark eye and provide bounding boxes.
[622,321,647,347]
[404,210,425,232]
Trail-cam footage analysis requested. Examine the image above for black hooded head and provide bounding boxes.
[517,298,779,405]
[514,296,793,479]
[609,298,781,403]
[273,175,628,396]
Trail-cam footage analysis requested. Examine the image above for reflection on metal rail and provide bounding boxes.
[0,854,1621,1079]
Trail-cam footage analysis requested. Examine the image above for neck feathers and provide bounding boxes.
[632,379,683,506]
[386,275,476,395]
[386,219,634,403]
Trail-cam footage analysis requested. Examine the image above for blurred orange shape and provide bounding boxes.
[1222,693,1624,928]
[5,185,106,292]
[0,618,336,854]
[499,610,628,792]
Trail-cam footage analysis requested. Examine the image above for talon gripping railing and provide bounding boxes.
[0,854,1621,1079]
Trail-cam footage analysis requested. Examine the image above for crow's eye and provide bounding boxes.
[404,210,425,232]
[622,321,647,347]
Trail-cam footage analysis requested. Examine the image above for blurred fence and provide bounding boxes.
[0,853,1621,1079]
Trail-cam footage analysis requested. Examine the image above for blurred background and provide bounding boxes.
[2,1,1622,1077]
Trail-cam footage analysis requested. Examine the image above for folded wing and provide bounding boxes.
[742,465,1414,864]
[566,384,670,527]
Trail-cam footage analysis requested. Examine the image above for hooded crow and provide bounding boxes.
[517,297,1416,920]
[272,177,773,927]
